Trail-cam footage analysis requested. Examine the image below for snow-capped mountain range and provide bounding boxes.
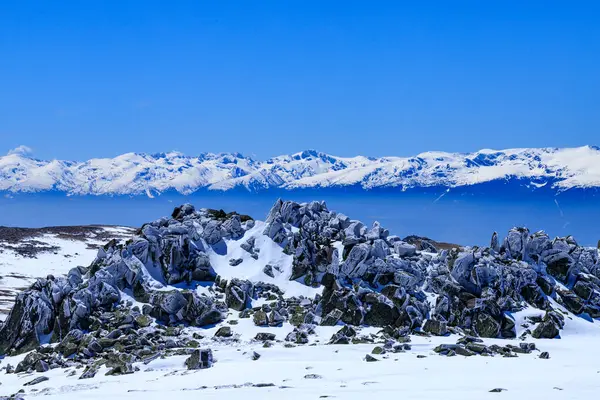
[2,146,600,195]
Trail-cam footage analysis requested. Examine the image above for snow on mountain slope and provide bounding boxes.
[2,146,600,195]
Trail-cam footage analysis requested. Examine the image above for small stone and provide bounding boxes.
[229,258,243,266]
[252,351,261,361]
[304,374,323,379]
[489,388,507,393]
[214,326,233,338]
[539,351,550,359]
[23,376,49,386]
[255,332,276,341]
[365,354,379,362]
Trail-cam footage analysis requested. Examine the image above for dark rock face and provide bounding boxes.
[473,312,500,338]
[422,319,448,336]
[532,312,564,339]
[225,279,253,311]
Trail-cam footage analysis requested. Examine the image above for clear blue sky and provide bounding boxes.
[1,1,599,160]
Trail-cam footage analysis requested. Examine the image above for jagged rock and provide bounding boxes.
[185,349,213,369]
[420,240,438,253]
[558,290,584,315]
[214,326,233,338]
[15,351,44,373]
[253,310,269,326]
[229,258,243,267]
[544,250,572,283]
[222,215,245,239]
[34,360,49,373]
[473,313,500,338]
[268,310,285,326]
[203,220,223,245]
[241,237,255,253]
[285,328,309,344]
[573,280,594,301]
[503,227,529,260]
[433,344,475,357]
[225,279,252,311]
[255,332,276,341]
[532,319,560,339]
[521,284,549,310]
[500,315,516,339]
[491,232,499,252]
[365,354,379,362]
[539,351,550,359]
[263,264,275,278]
[321,309,343,326]
[422,319,448,336]
[0,283,55,355]
[329,325,357,345]
[465,342,489,354]
[536,275,555,296]
[364,301,400,327]
[394,241,417,257]
[79,364,101,379]
[450,252,478,295]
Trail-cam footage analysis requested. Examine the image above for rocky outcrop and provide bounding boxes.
[1,199,600,361]
[0,204,254,355]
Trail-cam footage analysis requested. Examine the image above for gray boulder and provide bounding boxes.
[185,349,214,369]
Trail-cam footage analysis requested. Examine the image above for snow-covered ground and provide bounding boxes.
[2,308,600,399]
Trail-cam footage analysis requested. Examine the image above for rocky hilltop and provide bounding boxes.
[0,199,599,380]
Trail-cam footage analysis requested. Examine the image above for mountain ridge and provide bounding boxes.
[2,145,600,195]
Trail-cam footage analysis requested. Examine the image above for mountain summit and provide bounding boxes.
[1,146,600,195]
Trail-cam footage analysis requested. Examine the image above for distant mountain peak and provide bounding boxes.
[1,146,599,195]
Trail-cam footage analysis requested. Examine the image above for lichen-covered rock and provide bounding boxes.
[472,312,500,338]
[225,279,253,311]
[422,319,448,336]
[532,312,563,339]
[185,349,213,369]
[214,326,232,338]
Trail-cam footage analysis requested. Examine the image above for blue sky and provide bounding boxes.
[1,1,599,160]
